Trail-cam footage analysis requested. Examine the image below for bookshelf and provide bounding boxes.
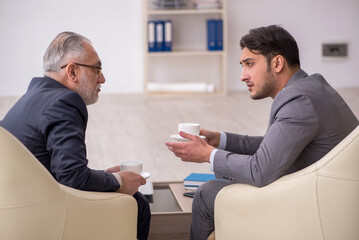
[143,0,227,95]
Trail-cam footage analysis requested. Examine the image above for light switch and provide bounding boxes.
[322,43,348,57]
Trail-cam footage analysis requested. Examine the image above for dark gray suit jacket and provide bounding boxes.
[0,77,120,191]
[214,69,358,187]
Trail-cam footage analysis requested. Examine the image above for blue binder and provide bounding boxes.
[148,20,156,52]
[155,20,165,51]
[207,19,223,51]
[164,20,172,51]
[216,19,223,50]
[207,19,217,51]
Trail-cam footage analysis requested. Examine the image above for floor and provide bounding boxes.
[1,87,358,183]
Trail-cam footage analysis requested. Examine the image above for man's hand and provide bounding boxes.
[105,165,121,173]
[200,129,221,147]
[165,131,214,163]
[117,171,146,196]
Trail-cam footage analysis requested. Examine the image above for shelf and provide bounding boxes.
[143,0,227,95]
[147,82,215,94]
[148,50,224,57]
[148,8,224,15]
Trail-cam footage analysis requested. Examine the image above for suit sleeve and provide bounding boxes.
[38,92,120,192]
[224,133,263,155]
[213,95,319,187]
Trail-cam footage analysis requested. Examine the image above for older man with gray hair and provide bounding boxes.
[0,32,151,240]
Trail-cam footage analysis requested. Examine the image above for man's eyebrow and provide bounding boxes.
[240,58,254,64]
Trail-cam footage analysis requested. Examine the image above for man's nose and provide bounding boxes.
[240,69,249,82]
[98,73,106,84]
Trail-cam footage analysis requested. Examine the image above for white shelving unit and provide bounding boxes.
[143,0,227,95]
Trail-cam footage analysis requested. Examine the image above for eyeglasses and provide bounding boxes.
[61,62,102,75]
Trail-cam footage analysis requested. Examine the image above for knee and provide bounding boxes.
[194,181,211,201]
[193,181,216,210]
[133,192,150,216]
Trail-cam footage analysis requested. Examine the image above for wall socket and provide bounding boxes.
[322,43,348,57]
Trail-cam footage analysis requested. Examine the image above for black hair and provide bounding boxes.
[240,25,300,68]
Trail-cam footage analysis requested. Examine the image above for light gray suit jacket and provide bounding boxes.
[214,69,358,187]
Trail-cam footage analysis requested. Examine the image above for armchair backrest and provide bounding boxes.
[0,126,66,239]
[273,125,359,239]
[316,125,359,239]
[214,125,359,240]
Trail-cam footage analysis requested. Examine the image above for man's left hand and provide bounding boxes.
[105,165,122,173]
[165,131,214,163]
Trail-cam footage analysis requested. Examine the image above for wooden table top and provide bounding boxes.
[169,182,194,213]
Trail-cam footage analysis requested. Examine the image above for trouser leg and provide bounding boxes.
[190,180,231,240]
[133,192,151,240]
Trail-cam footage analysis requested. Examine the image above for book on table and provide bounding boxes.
[184,173,216,189]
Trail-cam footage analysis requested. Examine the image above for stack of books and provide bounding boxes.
[193,0,221,10]
[151,0,186,9]
[183,173,217,190]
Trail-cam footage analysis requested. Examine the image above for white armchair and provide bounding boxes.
[214,126,359,240]
[0,126,137,240]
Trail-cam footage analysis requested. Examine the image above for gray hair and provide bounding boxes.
[43,32,92,73]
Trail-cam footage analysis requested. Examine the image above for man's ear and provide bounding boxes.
[65,63,78,82]
[272,55,285,73]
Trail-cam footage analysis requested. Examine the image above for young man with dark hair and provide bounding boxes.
[166,25,358,240]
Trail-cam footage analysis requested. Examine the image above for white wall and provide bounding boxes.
[0,0,143,96]
[0,0,358,96]
[227,0,359,91]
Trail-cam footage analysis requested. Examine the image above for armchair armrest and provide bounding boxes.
[214,171,323,240]
[60,184,137,240]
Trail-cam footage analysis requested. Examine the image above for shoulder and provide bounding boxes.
[38,81,88,126]
[274,70,329,108]
[269,74,327,126]
[283,70,329,98]
[30,77,87,111]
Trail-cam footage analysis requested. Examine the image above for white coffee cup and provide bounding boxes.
[120,160,143,174]
[178,123,200,136]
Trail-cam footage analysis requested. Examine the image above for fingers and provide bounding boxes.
[140,176,146,185]
[179,131,198,141]
[166,132,206,162]
[165,131,202,149]
[199,129,220,147]
[199,128,208,136]
[118,171,147,195]
[166,143,185,157]
[166,142,182,150]
[165,141,176,147]
[105,165,121,173]
[165,141,186,154]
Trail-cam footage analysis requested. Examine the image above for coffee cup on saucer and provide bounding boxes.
[170,123,206,142]
[120,160,151,179]
[178,123,200,135]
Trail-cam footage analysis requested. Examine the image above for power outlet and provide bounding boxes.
[322,43,348,57]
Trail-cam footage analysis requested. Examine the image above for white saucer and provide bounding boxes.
[170,134,206,142]
[141,171,151,179]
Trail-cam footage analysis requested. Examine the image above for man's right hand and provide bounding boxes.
[117,171,146,196]
[200,129,220,147]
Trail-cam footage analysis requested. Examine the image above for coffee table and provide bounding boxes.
[148,181,194,240]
